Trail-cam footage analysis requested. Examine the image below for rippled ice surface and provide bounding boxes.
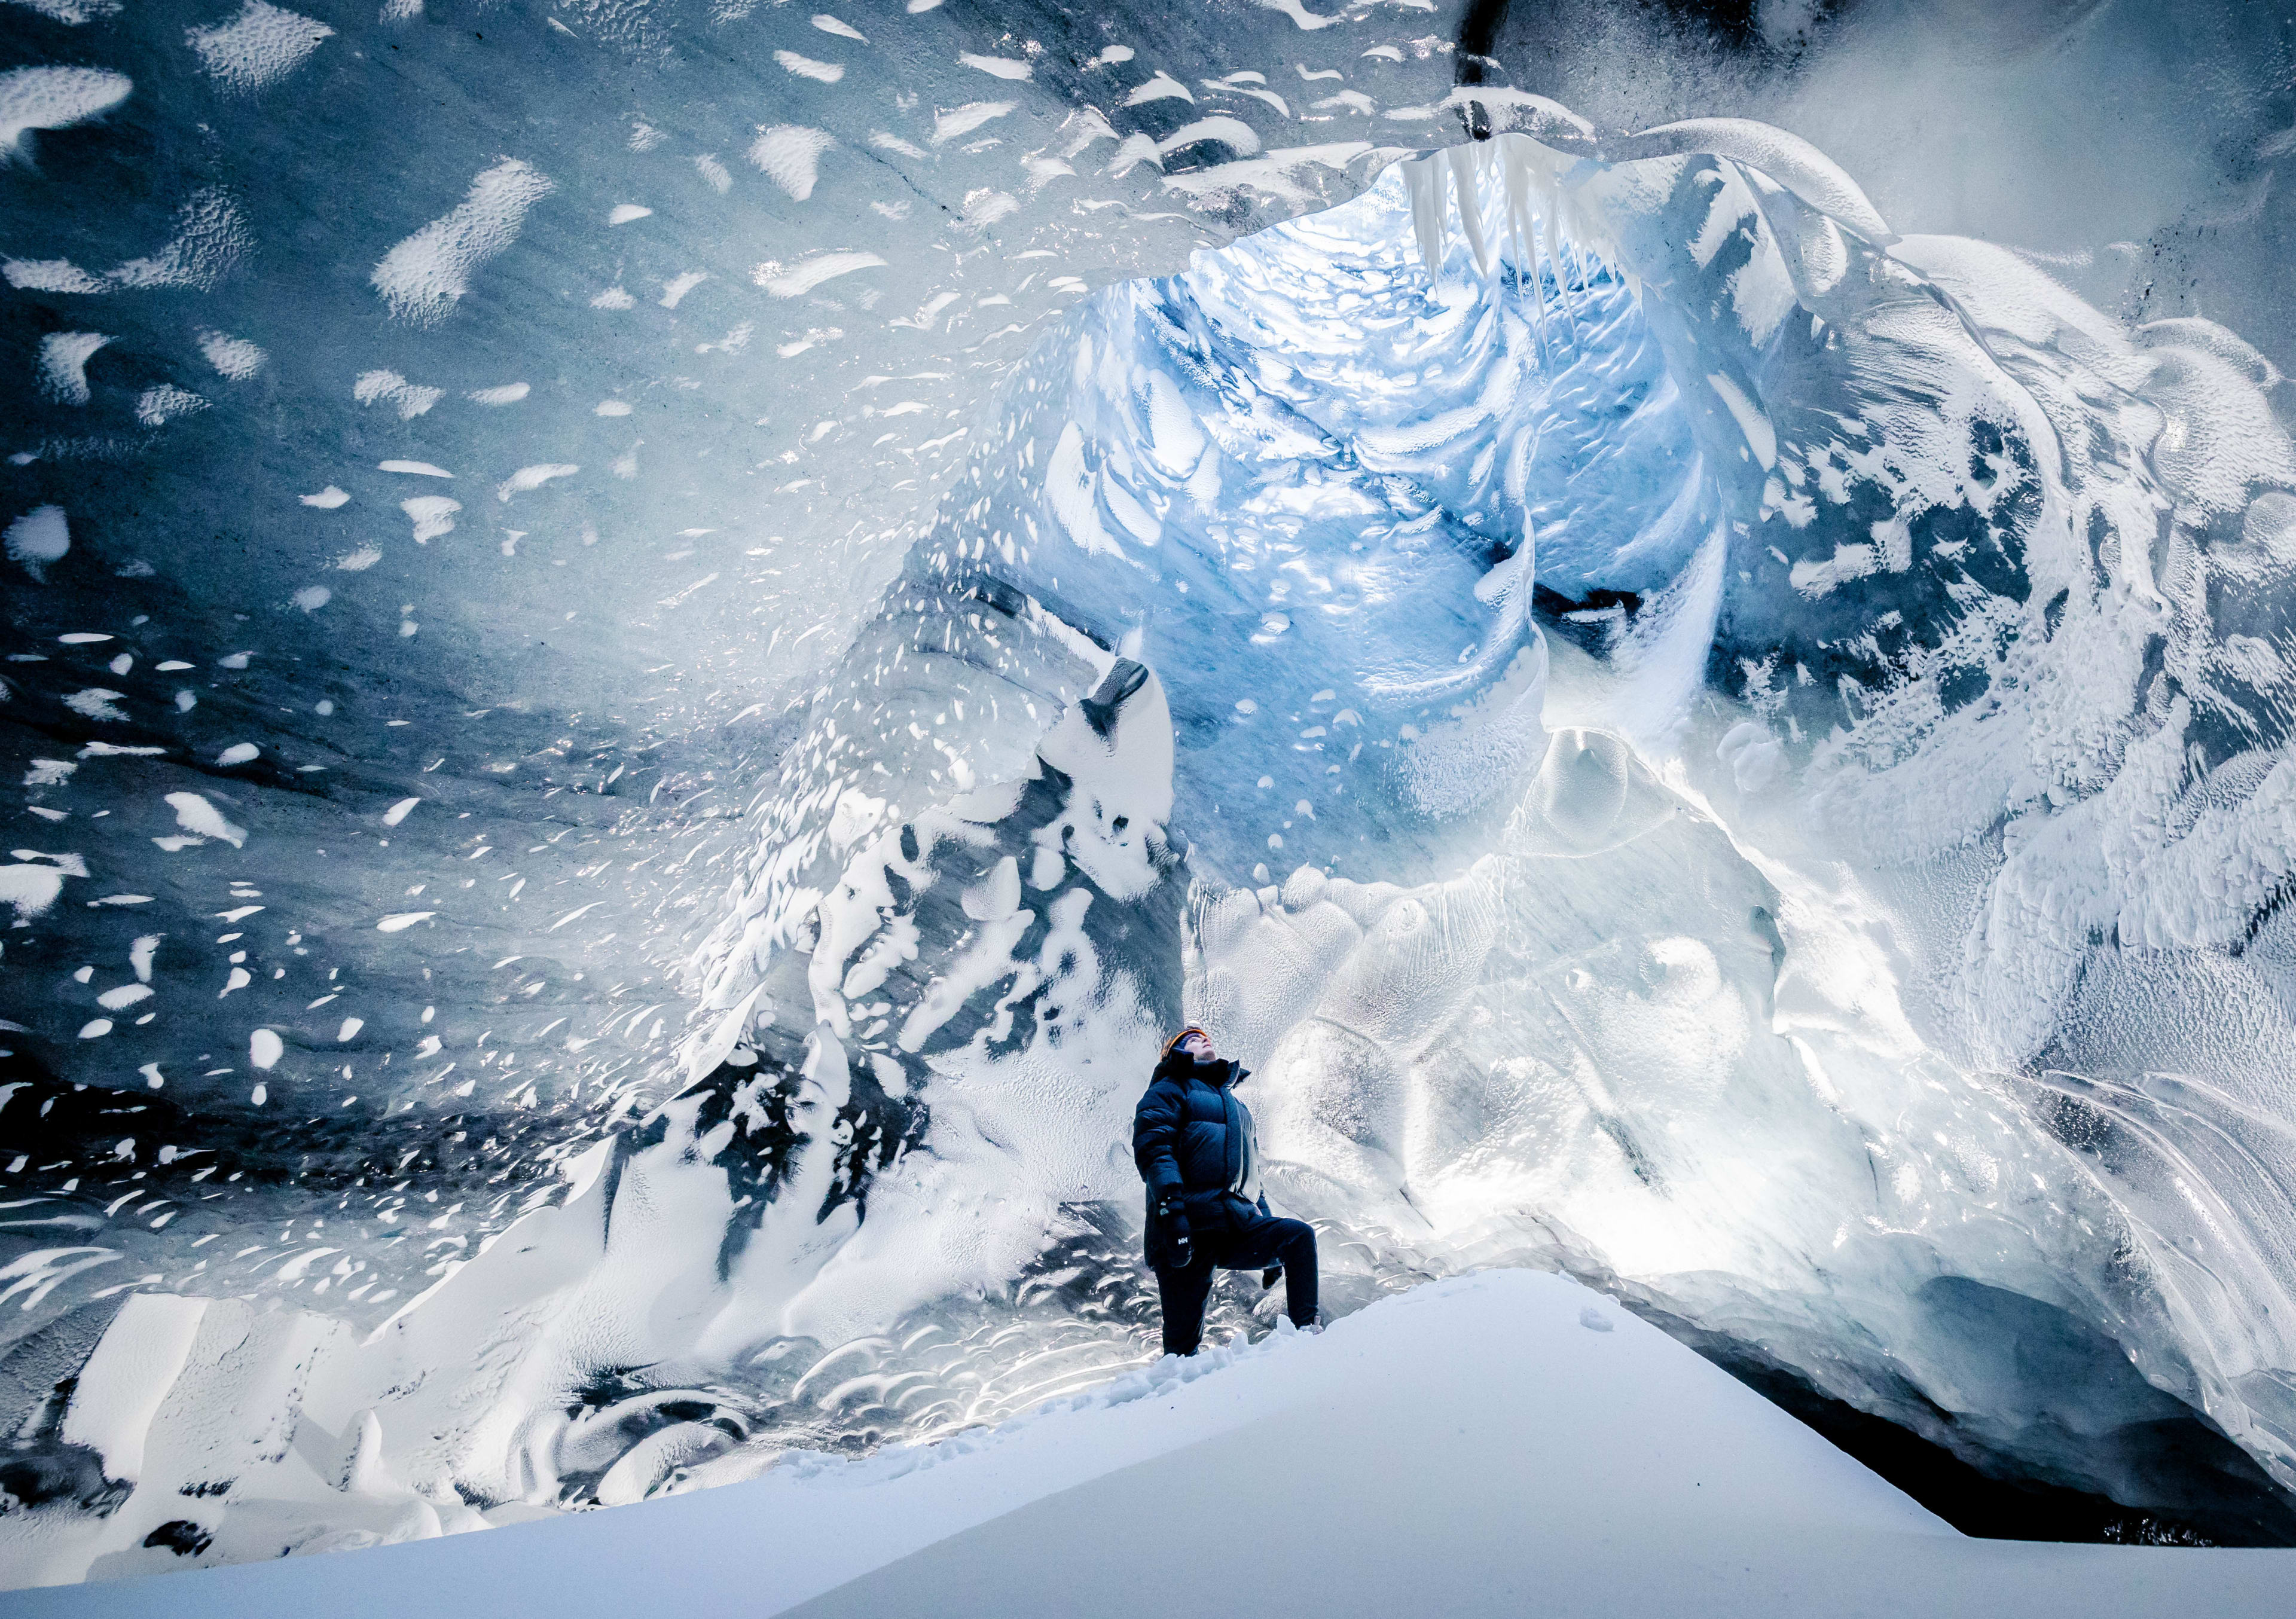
[8,0,2296,1583]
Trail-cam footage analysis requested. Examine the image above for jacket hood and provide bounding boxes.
[1154,1050,1247,1089]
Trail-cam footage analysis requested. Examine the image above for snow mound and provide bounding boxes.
[10,1271,2295,1617]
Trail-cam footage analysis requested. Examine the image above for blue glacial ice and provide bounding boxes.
[7,0,2296,1583]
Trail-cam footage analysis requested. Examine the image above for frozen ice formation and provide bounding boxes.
[7,0,2296,1589]
[184,1,334,98]
[0,65,130,161]
[372,159,555,326]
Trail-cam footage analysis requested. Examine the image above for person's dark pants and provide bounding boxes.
[1154,1207,1318,1356]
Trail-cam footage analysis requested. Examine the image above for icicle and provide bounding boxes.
[1498,135,1529,276]
[1402,154,1449,280]
[1445,144,1494,279]
[1543,203,1580,351]
[1479,131,1621,353]
[1504,135,1578,349]
[1498,136,1550,354]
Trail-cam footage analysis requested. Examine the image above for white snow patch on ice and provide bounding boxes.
[775,50,844,83]
[185,2,334,96]
[749,126,835,200]
[372,158,554,326]
[1,258,105,293]
[1705,371,1776,469]
[401,495,460,541]
[107,188,248,290]
[133,385,207,428]
[1046,423,1120,558]
[164,791,246,847]
[197,330,267,380]
[498,464,578,501]
[0,65,132,158]
[6,505,69,578]
[932,101,1015,145]
[2,0,122,22]
[959,53,1031,81]
[0,862,66,918]
[753,252,884,298]
[1125,71,1194,106]
[37,332,109,405]
[354,369,442,419]
[63,688,126,722]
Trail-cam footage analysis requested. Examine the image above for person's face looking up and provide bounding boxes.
[1177,1030,1214,1062]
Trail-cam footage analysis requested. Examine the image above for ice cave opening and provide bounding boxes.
[8,0,2296,1588]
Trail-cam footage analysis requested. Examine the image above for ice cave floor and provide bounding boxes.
[14,1270,2296,1618]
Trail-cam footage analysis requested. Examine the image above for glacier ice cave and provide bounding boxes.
[7,0,2296,1587]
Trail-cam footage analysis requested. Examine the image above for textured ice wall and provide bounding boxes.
[0,0,1495,1577]
[930,141,2296,1538]
[0,0,1428,1354]
[8,0,2296,1586]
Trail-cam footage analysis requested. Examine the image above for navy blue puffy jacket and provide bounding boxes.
[1133,1052,1268,1236]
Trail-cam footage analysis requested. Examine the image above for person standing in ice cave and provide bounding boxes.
[1134,1026,1323,1355]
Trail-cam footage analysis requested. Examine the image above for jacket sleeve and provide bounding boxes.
[1132,1077,1186,1204]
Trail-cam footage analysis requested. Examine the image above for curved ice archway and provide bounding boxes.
[663,123,2296,1518]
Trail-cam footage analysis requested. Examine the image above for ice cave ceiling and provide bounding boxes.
[7,0,2296,1580]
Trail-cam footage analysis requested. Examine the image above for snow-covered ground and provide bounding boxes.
[9,1270,2293,1618]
